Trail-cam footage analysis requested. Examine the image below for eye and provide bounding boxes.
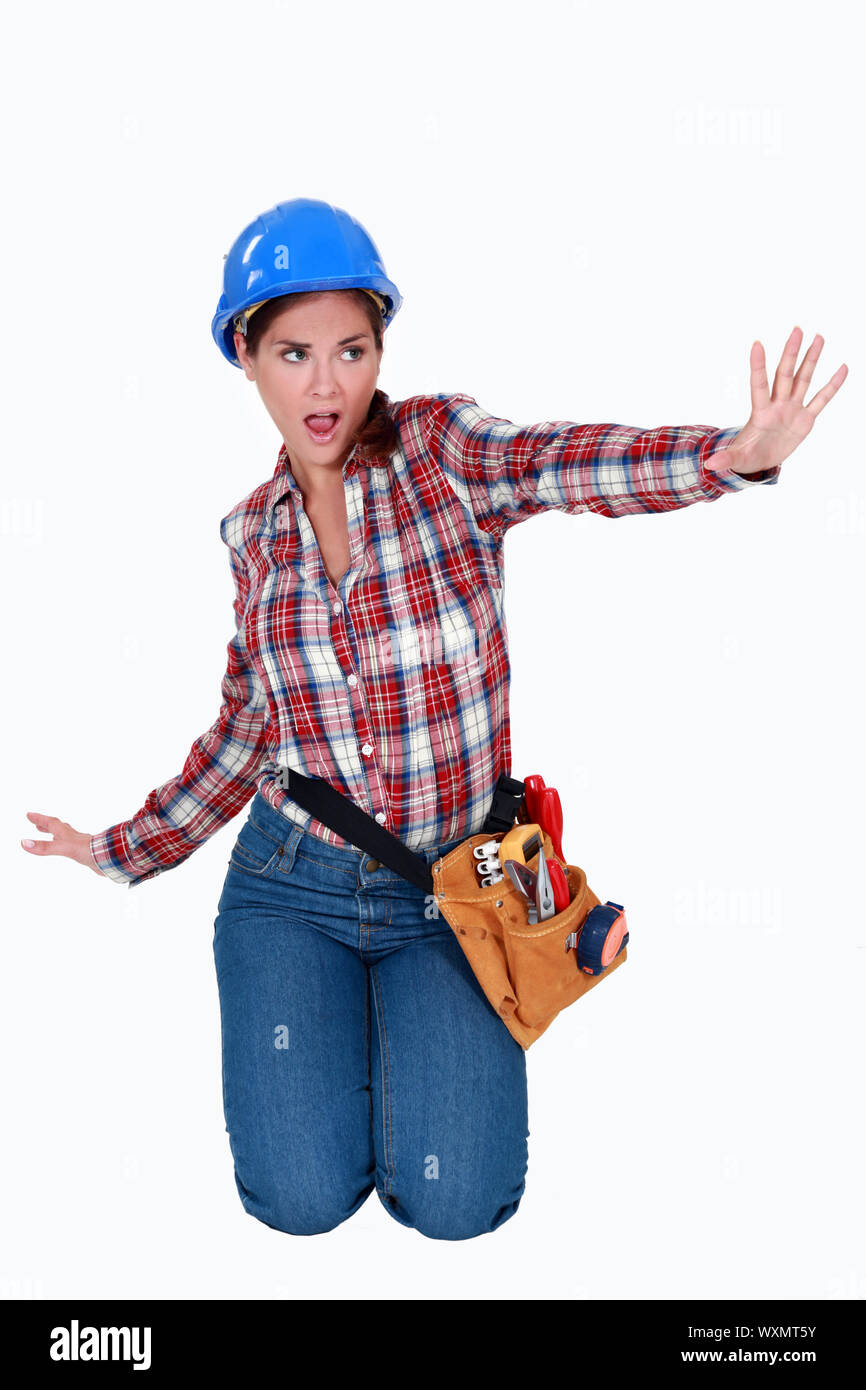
[281,345,365,364]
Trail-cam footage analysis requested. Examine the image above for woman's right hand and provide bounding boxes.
[20,812,105,877]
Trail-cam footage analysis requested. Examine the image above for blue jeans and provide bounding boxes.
[212,791,529,1241]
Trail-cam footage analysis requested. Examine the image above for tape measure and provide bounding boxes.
[566,901,629,975]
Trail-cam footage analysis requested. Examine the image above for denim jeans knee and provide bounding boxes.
[378,1181,526,1240]
[236,1177,375,1237]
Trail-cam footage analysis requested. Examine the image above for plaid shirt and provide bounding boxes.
[90,390,780,886]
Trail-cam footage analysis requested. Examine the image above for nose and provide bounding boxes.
[308,355,339,397]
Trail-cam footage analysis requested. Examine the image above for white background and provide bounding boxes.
[2,0,863,1301]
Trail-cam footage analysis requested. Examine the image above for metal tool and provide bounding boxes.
[529,846,555,923]
[508,856,570,917]
[510,846,557,925]
[504,858,537,900]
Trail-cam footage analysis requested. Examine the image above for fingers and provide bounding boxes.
[770,325,804,401]
[790,332,826,402]
[805,362,849,416]
[21,811,71,855]
[750,340,770,413]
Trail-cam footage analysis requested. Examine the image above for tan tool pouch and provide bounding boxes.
[431,828,627,1050]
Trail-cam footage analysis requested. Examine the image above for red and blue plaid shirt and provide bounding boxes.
[90,390,780,885]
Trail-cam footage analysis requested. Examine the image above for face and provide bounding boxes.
[234,291,383,486]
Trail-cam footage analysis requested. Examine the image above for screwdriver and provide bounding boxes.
[523,775,565,863]
[523,774,546,824]
[539,786,565,862]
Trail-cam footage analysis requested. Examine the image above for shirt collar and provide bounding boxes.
[263,390,392,523]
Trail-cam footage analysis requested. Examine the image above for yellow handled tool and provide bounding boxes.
[498,823,544,867]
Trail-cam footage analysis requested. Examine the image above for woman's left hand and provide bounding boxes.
[709,327,848,476]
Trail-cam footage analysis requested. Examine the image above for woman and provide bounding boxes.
[20,198,847,1241]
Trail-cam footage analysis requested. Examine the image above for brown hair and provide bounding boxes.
[237,289,398,462]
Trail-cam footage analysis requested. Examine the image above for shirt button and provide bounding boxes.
[347,674,358,687]
[332,600,342,614]
[361,742,374,757]
[375,812,386,825]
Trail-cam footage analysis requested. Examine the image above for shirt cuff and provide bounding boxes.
[89,828,166,888]
[699,427,781,490]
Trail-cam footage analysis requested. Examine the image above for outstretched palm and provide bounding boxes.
[710,327,848,476]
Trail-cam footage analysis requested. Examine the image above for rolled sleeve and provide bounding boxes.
[424,396,780,536]
[697,426,782,490]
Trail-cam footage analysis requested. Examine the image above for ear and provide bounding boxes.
[233,331,256,379]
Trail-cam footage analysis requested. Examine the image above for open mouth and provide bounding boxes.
[304,412,342,443]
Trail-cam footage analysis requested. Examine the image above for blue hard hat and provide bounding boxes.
[211,197,403,367]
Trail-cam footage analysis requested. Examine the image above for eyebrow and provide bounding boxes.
[271,332,371,348]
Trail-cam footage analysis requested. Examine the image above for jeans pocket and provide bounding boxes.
[228,814,284,878]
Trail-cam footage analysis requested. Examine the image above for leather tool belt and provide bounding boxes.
[275,767,628,1050]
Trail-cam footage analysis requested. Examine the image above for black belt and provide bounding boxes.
[275,768,525,893]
